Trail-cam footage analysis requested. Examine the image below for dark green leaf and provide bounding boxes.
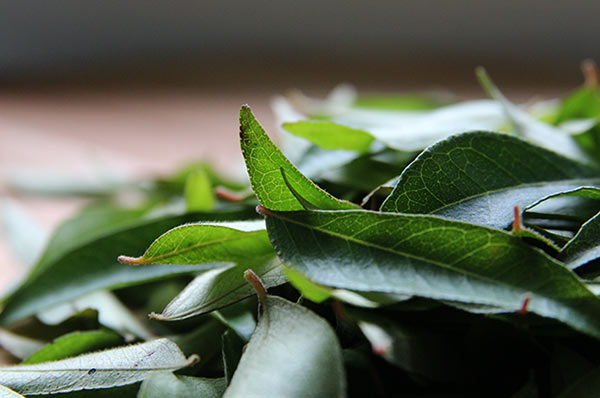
[224,295,345,397]
[381,132,600,229]
[239,105,359,211]
[561,210,600,269]
[260,208,600,339]
[221,330,244,385]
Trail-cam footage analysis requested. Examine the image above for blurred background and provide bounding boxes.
[1,0,599,286]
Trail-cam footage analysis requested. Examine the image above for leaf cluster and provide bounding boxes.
[1,64,600,397]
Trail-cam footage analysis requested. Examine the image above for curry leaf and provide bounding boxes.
[259,207,600,339]
[239,105,359,211]
[380,132,600,228]
[138,373,226,398]
[0,338,197,395]
[224,294,346,398]
[0,209,254,326]
[152,259,284,321]
[282,121,375,153]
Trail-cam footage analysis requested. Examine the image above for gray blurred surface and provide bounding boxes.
[1,0,599,76]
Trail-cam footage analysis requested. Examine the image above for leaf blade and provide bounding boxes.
[260,208,600,339]
[0,338,196,395]
[239,105,359,211]
[381,132,600,228]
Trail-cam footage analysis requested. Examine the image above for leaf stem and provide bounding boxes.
[244,269,267,304]
[582,59,599,88]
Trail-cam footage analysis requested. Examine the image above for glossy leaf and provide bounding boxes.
[224,295,345,397]
[0,208,254,326]
[23,330,121,365]
[381,132,600,228]
[561,210,600,269]
[118,220,274,266]
[282,121,374,153]
[260,207,600,339]
[0,338,197,395]
[152,259,284,321]
[138,373,226,398]
[239,105,359,211]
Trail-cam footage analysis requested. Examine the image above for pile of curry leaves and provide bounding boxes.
[1,65,600,397]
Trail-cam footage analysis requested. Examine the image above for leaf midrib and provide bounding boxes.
[141,229,269,264]
[267,210,576,301]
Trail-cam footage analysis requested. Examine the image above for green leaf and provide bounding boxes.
[555,87,600,124]
[353,93,443,111]
[282,121,375,153]
[184,170,216,212]
[118,220,274,266]
[561,210,600,269]
[259,208,600,339]
[224,295,346,397]
[239,105,359,211]
[0,338,197,395]
[138,373,226,398]
[0,208,254,326]
[476,67,587,160]
[380,132,600,229]
[152,259,284,321]
[23,330,123,364]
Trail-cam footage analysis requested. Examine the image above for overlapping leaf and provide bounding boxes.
[239,106,359,211]
[259,207,600,338]
[381,132,600,228]
[0,207,255,325]
[0,338,196,395]
[224,295,345,397]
